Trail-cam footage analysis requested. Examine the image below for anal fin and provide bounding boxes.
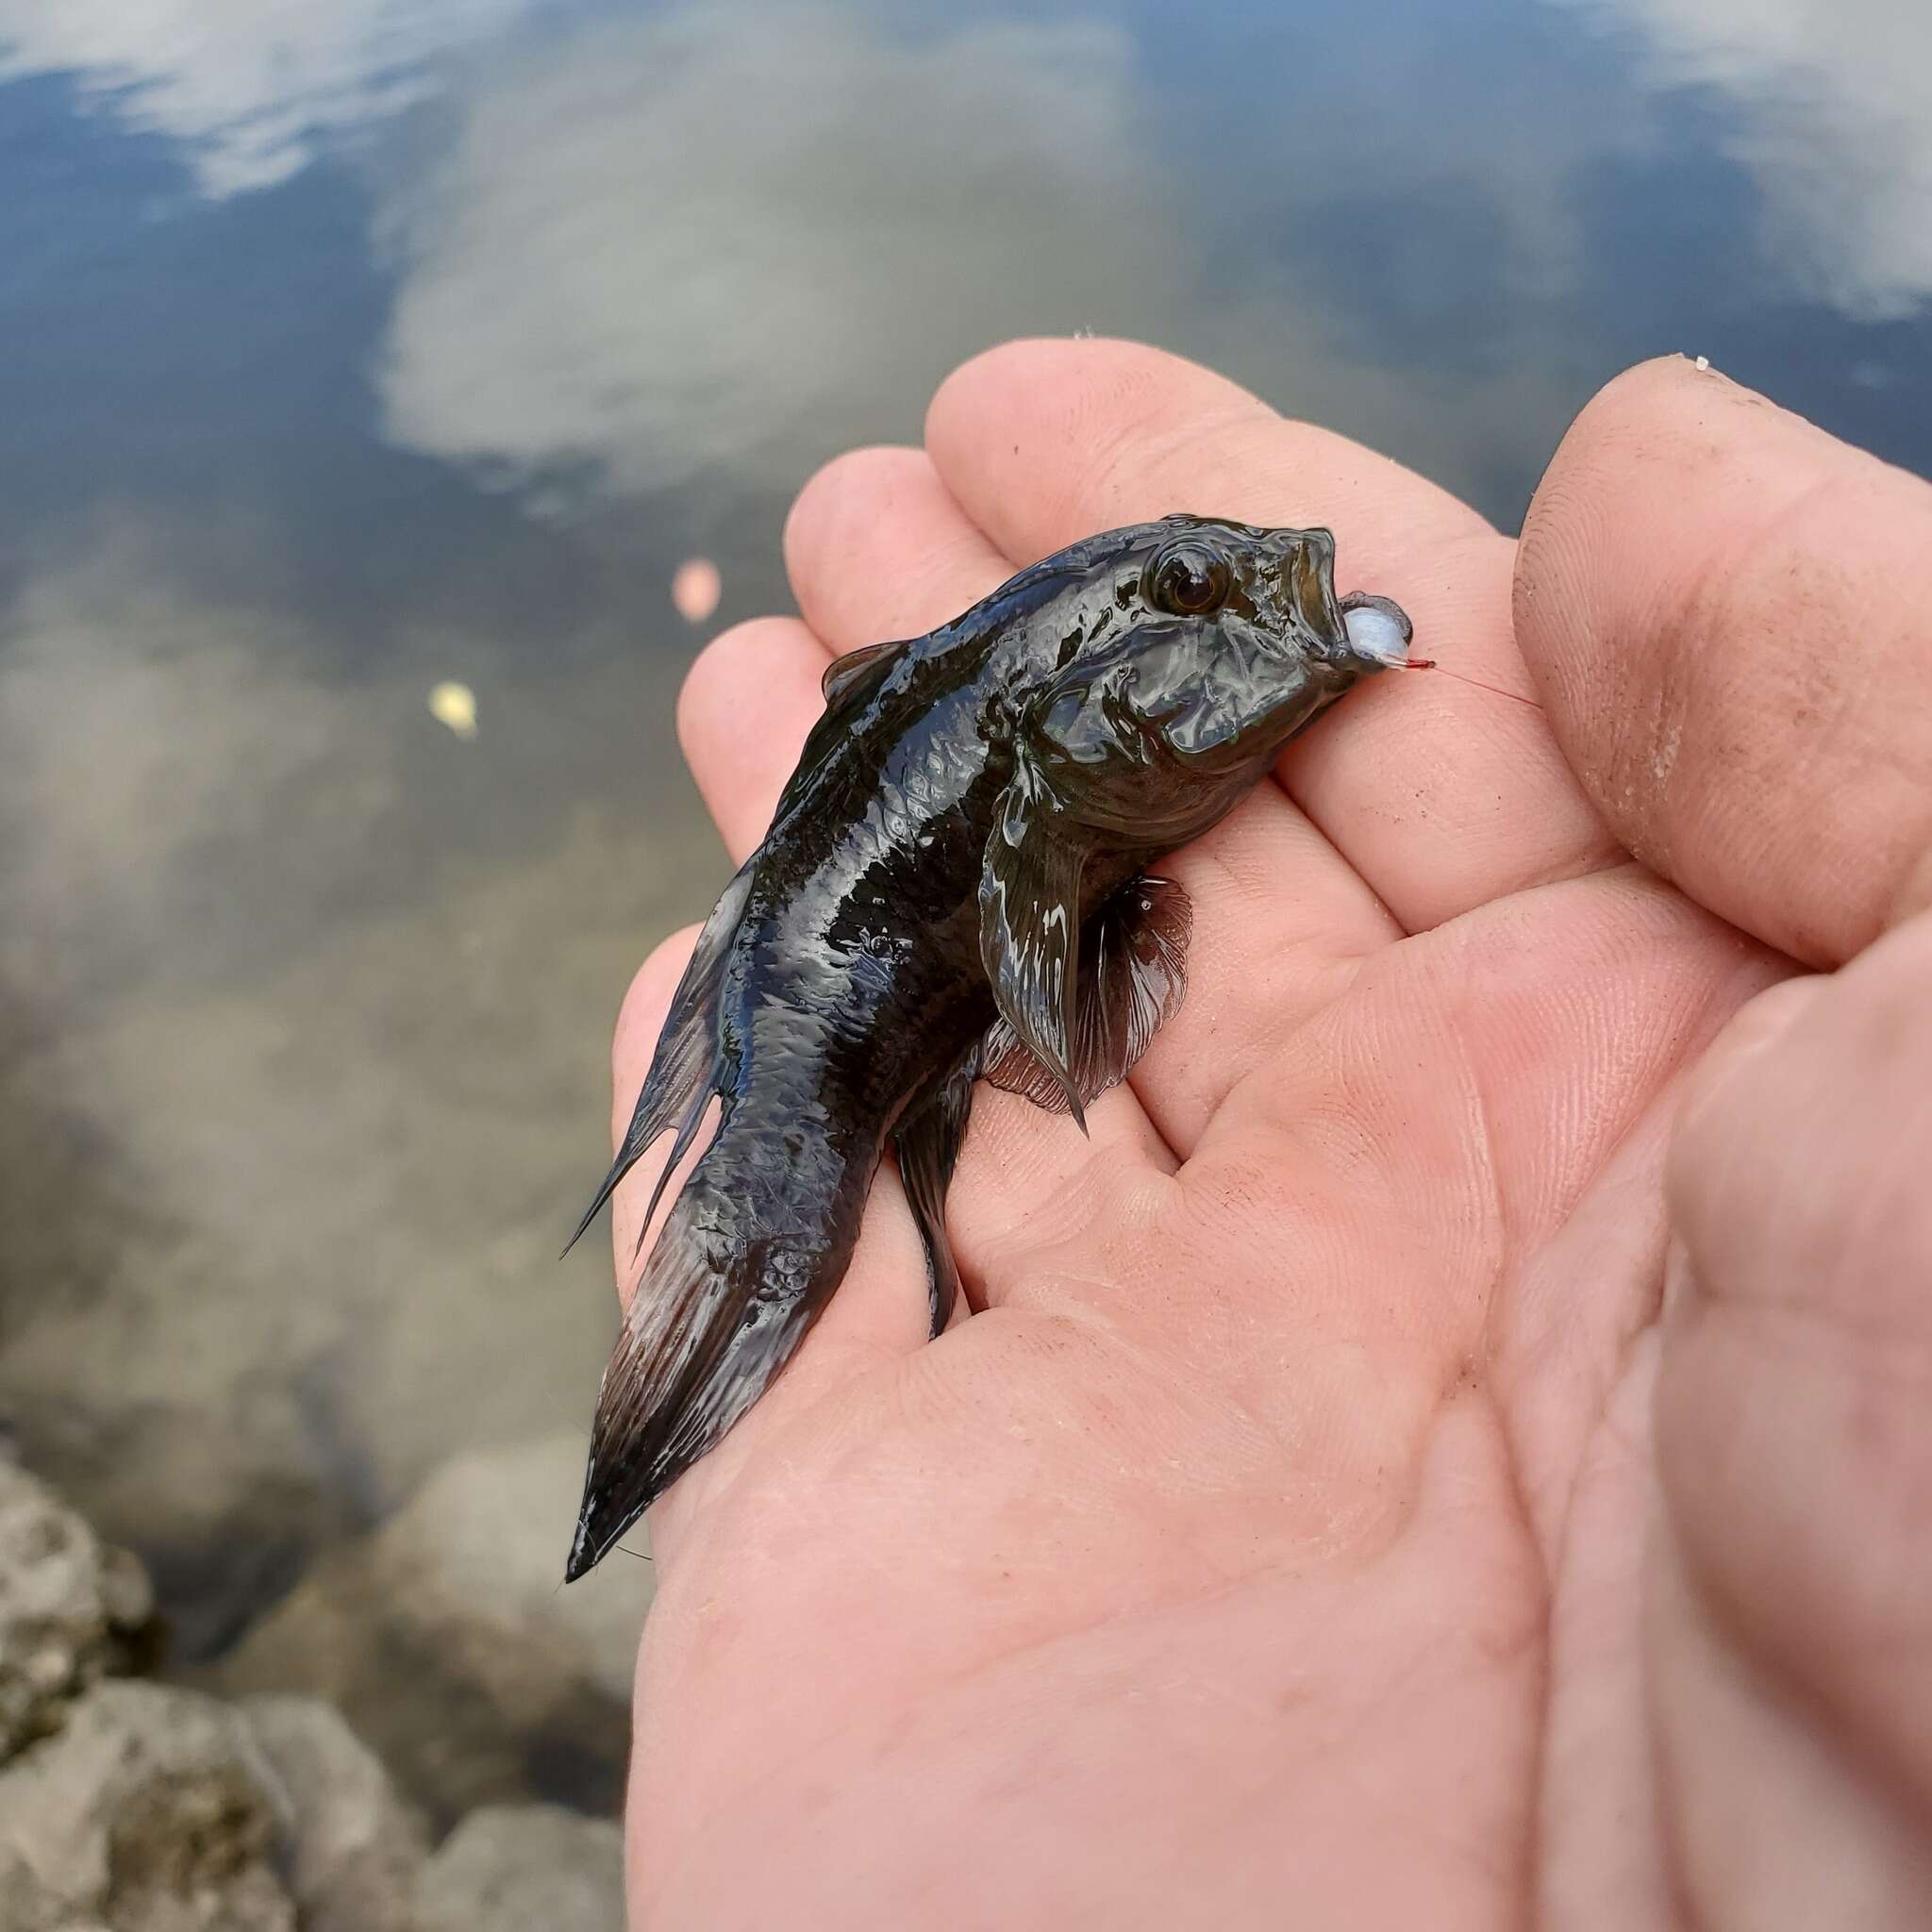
[892,1048,979,1339]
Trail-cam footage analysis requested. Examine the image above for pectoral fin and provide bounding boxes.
[982,874,1191,1117]
[978,764,1089,1128]
[892,1049,978,1339]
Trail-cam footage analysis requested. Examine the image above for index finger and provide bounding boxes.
[1515,356,1932,969]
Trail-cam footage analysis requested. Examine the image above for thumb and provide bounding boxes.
[1648,908,1932,1921]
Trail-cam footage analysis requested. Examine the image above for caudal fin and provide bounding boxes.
[564,1183,826,1581]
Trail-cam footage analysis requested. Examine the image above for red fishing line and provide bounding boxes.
[1399,659,1543,709]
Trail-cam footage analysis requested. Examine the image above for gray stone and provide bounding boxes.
[217,1433,652,1823]
[0,1460,153,1762]
[0,1679,293,1931]
[239,1696,427,1932]
[414,1804,625,1932]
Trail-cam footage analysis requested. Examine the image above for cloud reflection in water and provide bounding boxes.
[374,4,1197,500]
[0,0,532,195]
[1555,0,1932,316]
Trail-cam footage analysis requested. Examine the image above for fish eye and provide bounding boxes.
[1144,543,1232,617]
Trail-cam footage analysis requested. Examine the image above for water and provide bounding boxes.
[2,0,1928,1804]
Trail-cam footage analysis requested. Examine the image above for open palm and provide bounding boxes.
[606,343,1932,1927]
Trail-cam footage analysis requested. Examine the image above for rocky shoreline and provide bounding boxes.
[0,1451,635,1931]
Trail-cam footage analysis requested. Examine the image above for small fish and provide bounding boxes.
[563,516,1413,1578]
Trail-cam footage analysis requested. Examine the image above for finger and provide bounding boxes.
[924,337,1617,933]
[1654,908,1932,1889]
[676,617,831,862]
[785,445,1014,647]
[784,442,1400,1157]
[1516,355,1932,970]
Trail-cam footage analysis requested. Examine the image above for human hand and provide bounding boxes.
[608,343,1932,1927]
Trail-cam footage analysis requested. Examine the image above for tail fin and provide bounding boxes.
[564,1172,832,1580]
[560,863,753,1259]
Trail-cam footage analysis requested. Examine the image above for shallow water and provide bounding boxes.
[3,0,1929,1810]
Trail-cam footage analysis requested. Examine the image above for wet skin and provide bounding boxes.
[563,516,1411,1578]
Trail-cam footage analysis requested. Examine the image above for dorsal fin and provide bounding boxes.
[559,860,752,1257]
[820,636,908,709]
[770,639,915,829]
[892,1046,979,1340]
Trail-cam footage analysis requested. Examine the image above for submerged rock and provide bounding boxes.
[0,1460,153,1762]
[217,1432,652,1824]
[239,1697,427,1932]
[414,1803,625,1932]
[0,1679,293,1932]
[0,1682,429,1932]
[0,1454,623,1930]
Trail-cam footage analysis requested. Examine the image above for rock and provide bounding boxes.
[0,1460,153,1762]
[0,1679,293,1931]
[239,1696,427,1932]
[414,1804,625,1932]
[217,1432,652,1824]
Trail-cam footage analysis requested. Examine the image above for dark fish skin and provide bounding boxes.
[562,515,1413,1579]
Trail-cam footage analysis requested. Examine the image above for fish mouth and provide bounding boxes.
[1276,529,1412,667]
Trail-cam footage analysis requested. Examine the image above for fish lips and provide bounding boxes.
[1274,527,1348,648]
[1272,530,1411,667]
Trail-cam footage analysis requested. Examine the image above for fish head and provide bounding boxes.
[972,515,1413,1119]
[1004,514,1413,841]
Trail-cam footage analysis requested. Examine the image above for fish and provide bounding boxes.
[562,514,1414,1579]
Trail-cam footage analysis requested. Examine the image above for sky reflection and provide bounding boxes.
[2,0,1926,561]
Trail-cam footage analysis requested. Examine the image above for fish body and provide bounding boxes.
[564,516,1413,1578]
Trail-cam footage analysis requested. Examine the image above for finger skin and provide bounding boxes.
[1515,356,1932,970]
[1652,908,1932,1919]
[784,444,1012,649]
[676,616,832,863]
